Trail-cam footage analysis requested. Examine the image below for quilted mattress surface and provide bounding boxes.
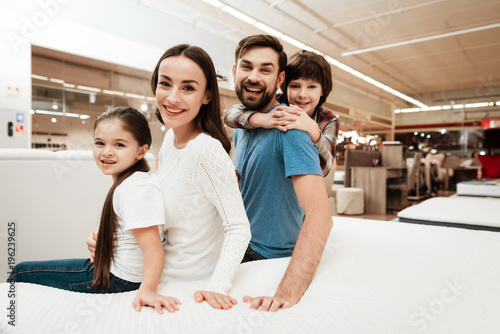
[2,216,500,333]
[457,179,500,198]
[397,196,500,229]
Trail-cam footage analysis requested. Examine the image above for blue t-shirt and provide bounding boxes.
[234,104,322,259]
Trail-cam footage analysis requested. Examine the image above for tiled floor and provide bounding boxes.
[331,190,457,221]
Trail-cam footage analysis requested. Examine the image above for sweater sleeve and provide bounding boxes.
[195,139,251,294]
[223,104,257,130]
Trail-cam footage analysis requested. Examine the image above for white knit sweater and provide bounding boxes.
[156,129,251,294]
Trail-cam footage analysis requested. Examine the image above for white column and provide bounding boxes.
[0,3,33,148]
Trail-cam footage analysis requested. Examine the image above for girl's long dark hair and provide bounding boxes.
[150,44,231,154]
[91,106,152,289]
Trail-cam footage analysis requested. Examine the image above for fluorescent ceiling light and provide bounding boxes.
[34,109,90,119]
[201,0,223,8]
[465,102,489,108]
[342,22,500,56]
[325,56,340,66]
[221,6,256,25]
[304,46,323,55]
[63,83,76,88]
[254,22,283,38]
[282,35,306,49]
[396,100,500,113]
[126,93,146,99]
[49,78,65,84]
[421,106,442,111]
[32,74,48,81]
[399,108,420,113]
[77,85,101,93]
[102,90,125,96]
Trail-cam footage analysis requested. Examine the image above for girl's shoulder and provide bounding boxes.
[119,171,160,190]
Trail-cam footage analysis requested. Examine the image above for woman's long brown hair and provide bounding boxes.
[90,106,152,289]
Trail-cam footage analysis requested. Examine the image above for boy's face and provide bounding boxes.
[232,46,285,112]
[287,78,323,117]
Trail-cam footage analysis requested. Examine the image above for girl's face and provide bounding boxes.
[155,55,211,133]
[93,119,147,181]
[287,78,323,117]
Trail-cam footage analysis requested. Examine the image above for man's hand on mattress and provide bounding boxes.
[133,289,181,314]
[194,290,237,310]
[86,228,98,263]
[242,295,292,312]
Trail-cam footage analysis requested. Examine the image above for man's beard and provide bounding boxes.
[235,80,277,111]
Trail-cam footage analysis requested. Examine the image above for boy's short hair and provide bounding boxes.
[281,50,333,107]
[235,34,287,74]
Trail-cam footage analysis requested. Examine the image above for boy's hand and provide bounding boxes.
[271,105,301,131]
[273,105,321,143]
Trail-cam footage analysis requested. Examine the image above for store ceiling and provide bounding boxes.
[141,0,500,108]
[30,0,500,121]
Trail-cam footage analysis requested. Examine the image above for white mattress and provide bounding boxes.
[397,196,500,230]
[457,179,500,198]
[2,216,500,333]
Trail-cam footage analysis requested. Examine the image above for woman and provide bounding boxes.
[88,44,250,311]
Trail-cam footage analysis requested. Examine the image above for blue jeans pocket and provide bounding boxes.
[69,280,95,293]
[107,274,141,293]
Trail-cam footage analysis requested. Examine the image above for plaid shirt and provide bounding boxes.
[224,104,339,177]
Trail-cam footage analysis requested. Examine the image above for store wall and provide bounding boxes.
[0,4,32,148]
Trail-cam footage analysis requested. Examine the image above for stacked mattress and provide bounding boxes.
[457,179,500,198]
[397,196,500,231]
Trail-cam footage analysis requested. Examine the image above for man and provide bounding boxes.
[231,34,333,311]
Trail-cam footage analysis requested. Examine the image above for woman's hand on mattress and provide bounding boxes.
[86,228,98,263]
[194,290,237,310]
[242,295,292,312]
[133,289,181,314]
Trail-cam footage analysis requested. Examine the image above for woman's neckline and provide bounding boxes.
[171,131,205,151]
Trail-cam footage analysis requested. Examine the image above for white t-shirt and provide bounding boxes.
[156,130,251,294]
[110,171,165,283]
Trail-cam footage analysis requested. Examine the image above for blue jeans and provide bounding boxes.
[7,258,141,293]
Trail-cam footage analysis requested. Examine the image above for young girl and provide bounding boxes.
[224,50,339,177]
[151,44,251,310]
[8,107,179,314]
